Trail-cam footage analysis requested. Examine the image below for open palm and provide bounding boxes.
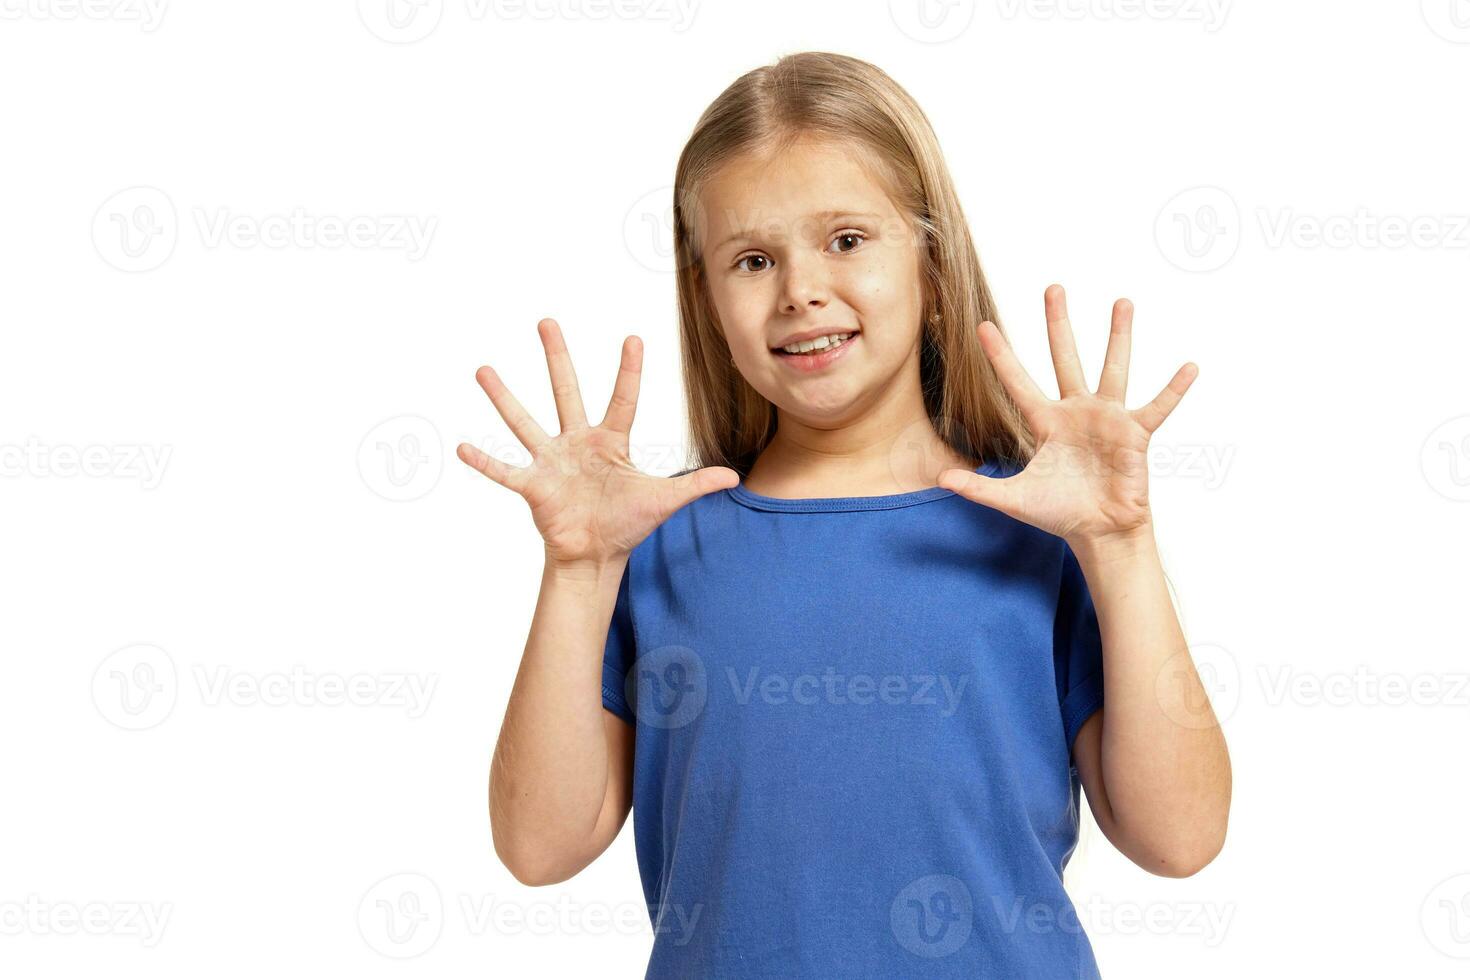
[939,285,1198,548]
[457,318,739,567]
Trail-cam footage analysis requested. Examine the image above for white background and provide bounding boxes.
[3,0,1468,975]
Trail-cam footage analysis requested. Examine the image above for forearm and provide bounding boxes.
[489,554,627,878]
[1071,525,1232,870]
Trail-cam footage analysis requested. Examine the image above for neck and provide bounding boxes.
[743,394,974,498]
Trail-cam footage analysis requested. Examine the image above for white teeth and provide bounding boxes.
[780,332,853,355]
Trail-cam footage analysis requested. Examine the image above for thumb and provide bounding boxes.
[938,467,1020,517]
[666,465,741,511]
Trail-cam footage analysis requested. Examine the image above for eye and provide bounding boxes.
[733,253,771,274]
[828,230,866,254]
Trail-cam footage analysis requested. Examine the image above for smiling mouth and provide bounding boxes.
[770,331,861,372]
[770,331,860,356]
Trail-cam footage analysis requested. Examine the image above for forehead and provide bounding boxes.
[695,139,902,252]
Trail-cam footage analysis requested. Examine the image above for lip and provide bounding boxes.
[771,332,859,373]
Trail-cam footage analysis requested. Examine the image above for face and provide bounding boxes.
[695,138,928,425]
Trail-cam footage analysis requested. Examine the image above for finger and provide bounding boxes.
[1044,284,1089,399]
[539,317,589,432]
[456,442,529,493]
[475,364,552,454]
[600,335,643,435]
[661,465,741,516]
[937,467,1025,521]
[1097,298,1133,403]
[977,321,1048,419]
[1133,362,1199,434]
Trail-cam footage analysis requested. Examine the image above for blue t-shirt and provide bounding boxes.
[600,457,1106,978]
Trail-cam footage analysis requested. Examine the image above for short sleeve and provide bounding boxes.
[600,561,637,726]
[1054,541,1105,757]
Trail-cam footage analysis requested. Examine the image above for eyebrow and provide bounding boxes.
[711,210,884,254]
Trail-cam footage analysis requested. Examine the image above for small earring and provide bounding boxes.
[929,311,942,324]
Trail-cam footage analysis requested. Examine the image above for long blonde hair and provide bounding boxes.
[671,51,1036,476]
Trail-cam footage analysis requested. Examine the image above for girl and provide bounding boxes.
[457,51,1231,979]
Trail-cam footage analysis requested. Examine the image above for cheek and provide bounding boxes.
[846,246,921,310]
[839,254,923,340]
[709,281,780,362]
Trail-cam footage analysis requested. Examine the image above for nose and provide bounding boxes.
[777,251,829,315]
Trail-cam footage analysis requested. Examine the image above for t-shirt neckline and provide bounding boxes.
[725,459,1001,513]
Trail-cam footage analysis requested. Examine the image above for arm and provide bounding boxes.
[938,284,1232,878]
[455,319,738,886]
[1069,527,1232,877]
[488,555,636,886]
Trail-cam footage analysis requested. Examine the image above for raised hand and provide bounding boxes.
[457,318,740,568]
[938,285,1198,553]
